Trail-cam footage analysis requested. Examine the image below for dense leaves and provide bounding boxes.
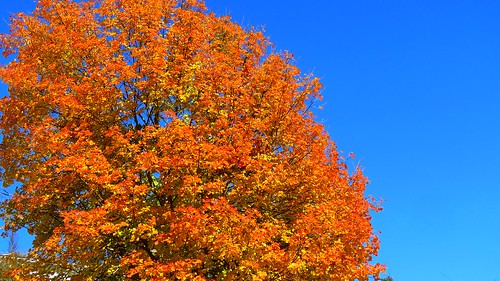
[0,0,384,280]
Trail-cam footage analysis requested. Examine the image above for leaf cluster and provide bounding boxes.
[0,0,384,280]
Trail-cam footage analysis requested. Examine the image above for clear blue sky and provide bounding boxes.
[2,1,500,280]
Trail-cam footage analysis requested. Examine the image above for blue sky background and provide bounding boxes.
[1,1,500,280]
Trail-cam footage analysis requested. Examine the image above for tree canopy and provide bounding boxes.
[0,0,384,279]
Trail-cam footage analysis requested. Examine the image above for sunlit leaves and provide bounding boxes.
[0,0,384,280]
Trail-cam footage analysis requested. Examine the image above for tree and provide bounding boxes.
[0,0,384,279]
[0,231,24,281]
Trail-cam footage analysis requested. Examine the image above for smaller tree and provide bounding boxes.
[0,232,24,281]
[6,231,17,255]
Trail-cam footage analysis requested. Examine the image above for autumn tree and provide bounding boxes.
[0,0,384,280]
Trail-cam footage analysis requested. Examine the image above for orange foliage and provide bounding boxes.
[0,0,384,280]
